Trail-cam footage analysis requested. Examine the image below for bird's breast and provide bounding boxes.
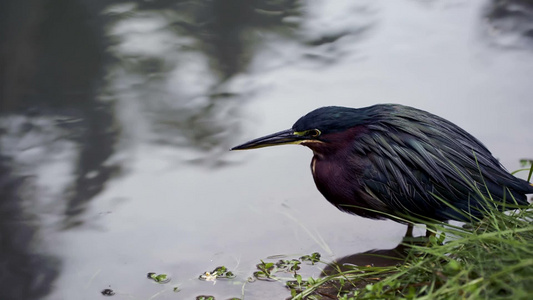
[311,155,357,205]
[310,153,386,219]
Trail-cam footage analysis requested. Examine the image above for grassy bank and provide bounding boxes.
[286,195,533,299]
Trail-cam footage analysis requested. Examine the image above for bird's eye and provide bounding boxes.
[307,129,321,137]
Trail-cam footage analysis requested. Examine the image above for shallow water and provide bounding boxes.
[1,0,532,299]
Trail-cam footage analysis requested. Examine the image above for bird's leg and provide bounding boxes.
[402,223,428,245]
[405,223,414,238]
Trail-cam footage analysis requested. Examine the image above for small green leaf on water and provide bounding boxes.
[147,272,170,283]
[276,259,301,272]
[156,274,167,281]
[300,252,321,264]
[213,266,227,274]
[199,266,236,281]
[255,260,276,279]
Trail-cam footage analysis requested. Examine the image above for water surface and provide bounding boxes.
[1,0,532,299]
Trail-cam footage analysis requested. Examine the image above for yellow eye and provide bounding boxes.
[293,129,321,137]
[307,129,321,137]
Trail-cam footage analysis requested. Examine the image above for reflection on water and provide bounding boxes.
[485,0,533,48]
[0,160,60,299]
[103,0,305,164]
[1,0,532,299]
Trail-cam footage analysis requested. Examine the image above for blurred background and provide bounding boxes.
[1,0,532,299]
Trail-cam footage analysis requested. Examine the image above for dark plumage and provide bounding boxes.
[232,104,532,224]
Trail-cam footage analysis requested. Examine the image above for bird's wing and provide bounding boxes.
[354,115,529,221]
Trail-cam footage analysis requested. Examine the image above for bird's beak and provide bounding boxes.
[231,129,306,150]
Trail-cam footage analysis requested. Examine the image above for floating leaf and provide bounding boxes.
[199,266,236,281]
[276,259,301,272]
[300,252,321,265]
[147,272,171,284]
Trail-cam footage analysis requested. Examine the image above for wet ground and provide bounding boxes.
[1,0,533,299]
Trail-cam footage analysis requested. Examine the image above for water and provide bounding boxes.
[1,0,532,299]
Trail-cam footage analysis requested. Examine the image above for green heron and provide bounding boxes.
[232,104,532,233]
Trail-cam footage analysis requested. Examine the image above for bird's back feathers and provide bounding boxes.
[353,104,531,221]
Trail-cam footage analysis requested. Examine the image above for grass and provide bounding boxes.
[282,206,533,299]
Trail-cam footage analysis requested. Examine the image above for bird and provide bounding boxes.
[231,104,532,235]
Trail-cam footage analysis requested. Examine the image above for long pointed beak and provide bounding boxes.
[231,129,305,150]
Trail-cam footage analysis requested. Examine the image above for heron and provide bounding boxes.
[232,104,532,236]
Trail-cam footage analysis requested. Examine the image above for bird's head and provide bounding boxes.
[231,106,371,154]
